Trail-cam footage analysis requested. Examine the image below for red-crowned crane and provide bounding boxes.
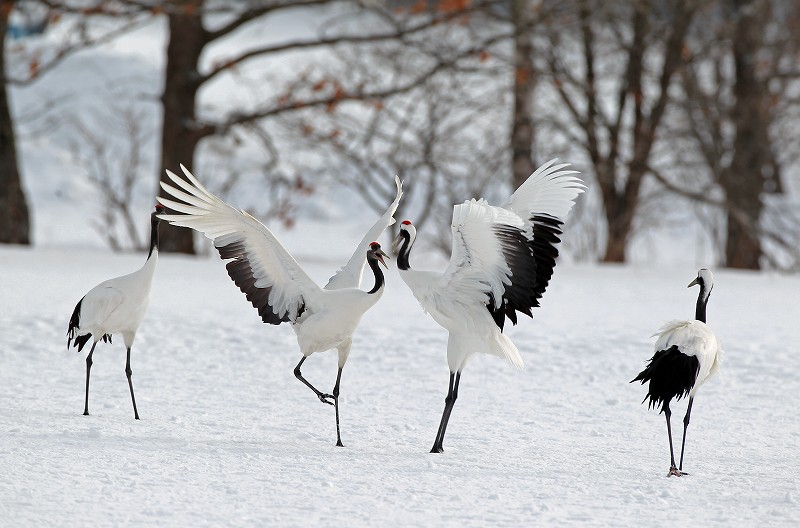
[632,268,722,477]
[157,165,401,447]
[67,204,164,420]
[391,159,584,453]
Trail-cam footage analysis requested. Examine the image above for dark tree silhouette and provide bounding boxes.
[0,1,31,245]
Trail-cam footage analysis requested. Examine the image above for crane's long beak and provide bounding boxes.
[688,277,699,288]
[376,248,390,269]
[391,233,403,255]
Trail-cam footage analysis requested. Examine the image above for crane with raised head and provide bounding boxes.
[158,166,402,447]
[392,159,584,453]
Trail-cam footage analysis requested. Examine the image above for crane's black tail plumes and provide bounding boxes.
[67,297,87,350]
[631,345,700,412]
[67,297,110,351]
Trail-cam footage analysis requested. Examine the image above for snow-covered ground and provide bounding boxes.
[3,7,799,527]
[1,239,798,527]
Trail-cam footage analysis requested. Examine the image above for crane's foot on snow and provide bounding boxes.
[430,446,444,454]
[318,393,335,406]
[668,466,688,477]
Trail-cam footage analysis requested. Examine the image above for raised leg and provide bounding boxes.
[125,347,140,420]
[333,367,344,447]
[83,342,97,416]
[431,371,461,454]
[293,356,334,405]
[678,397,694,471]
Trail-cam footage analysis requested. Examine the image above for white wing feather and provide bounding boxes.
[79,286,125,330]
[157,165,321,319]
[398,159,584,370]
[438,159,584,310]
[441,199,521,308]
[505,158,585,220]
[325,176,403,290]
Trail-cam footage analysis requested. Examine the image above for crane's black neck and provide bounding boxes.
[396,231,412,271]
[148,214,161,259]
[367,254,385,295]
[695,286,710,323]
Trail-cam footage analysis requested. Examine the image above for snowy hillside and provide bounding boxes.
[1,242,798,527]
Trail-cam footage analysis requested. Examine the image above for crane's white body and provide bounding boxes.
[293,287,388,362]
[399,268,521,371]
[397,159,584,372]
[653,320,722,397]
[67,206,162,420]
[71,255,158,348]
[158,165,402,367]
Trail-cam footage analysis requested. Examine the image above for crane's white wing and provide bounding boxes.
[436,160,584,330]
[325,175,403,290]
[439,199,522,307]
[504,158,585,219]
[79,286,125,330]
[157,165,320,325]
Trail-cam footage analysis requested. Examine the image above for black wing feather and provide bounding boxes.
[486,214,565,331]
[528,214,564,303]
[218,239,303,325]
[67,296,84,349]
[66,296,110,352]
[631,345,701,412]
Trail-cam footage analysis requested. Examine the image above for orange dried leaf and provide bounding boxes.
[28,58,40,79]
[410,0,428,15]
[437,0,470,14]
[515,66,530,85]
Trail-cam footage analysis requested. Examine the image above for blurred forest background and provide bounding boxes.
[1,0,799,269]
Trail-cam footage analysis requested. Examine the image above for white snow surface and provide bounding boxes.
[3,8,800,528]
[1,242,799,527]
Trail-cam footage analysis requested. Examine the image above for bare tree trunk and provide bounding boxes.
[601,180,640,262]
[157,1,207,254]
[0,1,31,245]
[719,0,768,269]
[589,0,693,263]
[510,0,536,190]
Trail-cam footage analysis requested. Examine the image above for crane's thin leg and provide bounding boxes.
[431,372,455,453]
[293,356,334,405]
[678,397,694,472]
[83,343,97,416]
[663,403,683,477]
[125,347,140,420]
[431,371,461,454]
[333,367,344,447]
